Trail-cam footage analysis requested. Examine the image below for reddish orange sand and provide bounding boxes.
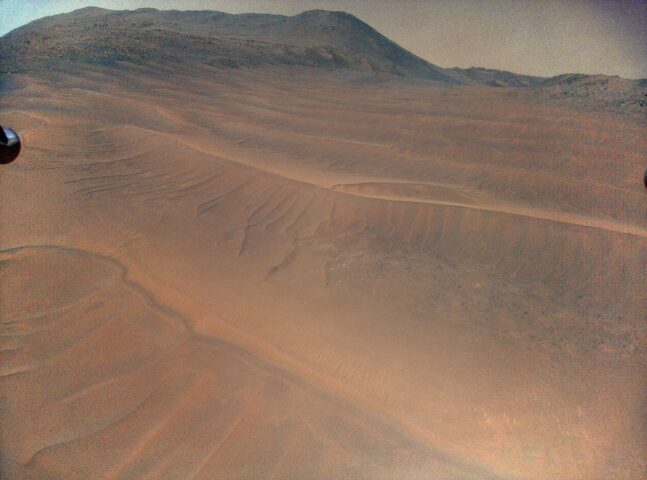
[1,63,645,479]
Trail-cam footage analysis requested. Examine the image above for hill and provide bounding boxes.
[537,73,647,112]
[0,7,459,82]
[448,66,545,87]
[3,6,645,112]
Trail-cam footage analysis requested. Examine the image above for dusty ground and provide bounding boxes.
[1,63,645,479]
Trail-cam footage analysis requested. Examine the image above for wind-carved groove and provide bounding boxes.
[266,241,300,280]
[0,311,123,378]
[237,186,288,257]
[25,371,179,471]
[166,167,228,200]
[196,176,256,217]
[183,407,249,480]
[256,190,301,230]
[52,339,186,408]
[263,192,303,233]
[246,187,290,226]
[95,373,206,480]
[284,194,316,235]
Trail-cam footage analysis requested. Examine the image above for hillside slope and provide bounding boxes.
[0,7,460,82]
[448,66,545,87]
[3,5,645,113]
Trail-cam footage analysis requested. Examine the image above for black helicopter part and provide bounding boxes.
[0,125,21,164]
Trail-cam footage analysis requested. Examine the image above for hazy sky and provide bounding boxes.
[1,0,645,78]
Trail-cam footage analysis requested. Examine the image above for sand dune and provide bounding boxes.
[1,63,645,479]
[330,181,647,237]
[3,245,496,480]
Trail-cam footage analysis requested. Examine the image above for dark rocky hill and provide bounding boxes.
[533,73,647,114]
[1,6,645,113]
[448,66,545,87]
[0,7,459,82]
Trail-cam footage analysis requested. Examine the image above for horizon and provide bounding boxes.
[0,0,646,79]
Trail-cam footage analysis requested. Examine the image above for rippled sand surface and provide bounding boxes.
[1,64,645,479]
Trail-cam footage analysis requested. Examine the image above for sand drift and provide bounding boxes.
[0,63,645,479]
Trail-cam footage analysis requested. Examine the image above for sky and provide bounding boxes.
[1,0,645,78]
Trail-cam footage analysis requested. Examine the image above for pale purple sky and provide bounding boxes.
[1,0,645,78]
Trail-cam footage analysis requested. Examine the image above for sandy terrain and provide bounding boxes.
[1,62,645,479]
